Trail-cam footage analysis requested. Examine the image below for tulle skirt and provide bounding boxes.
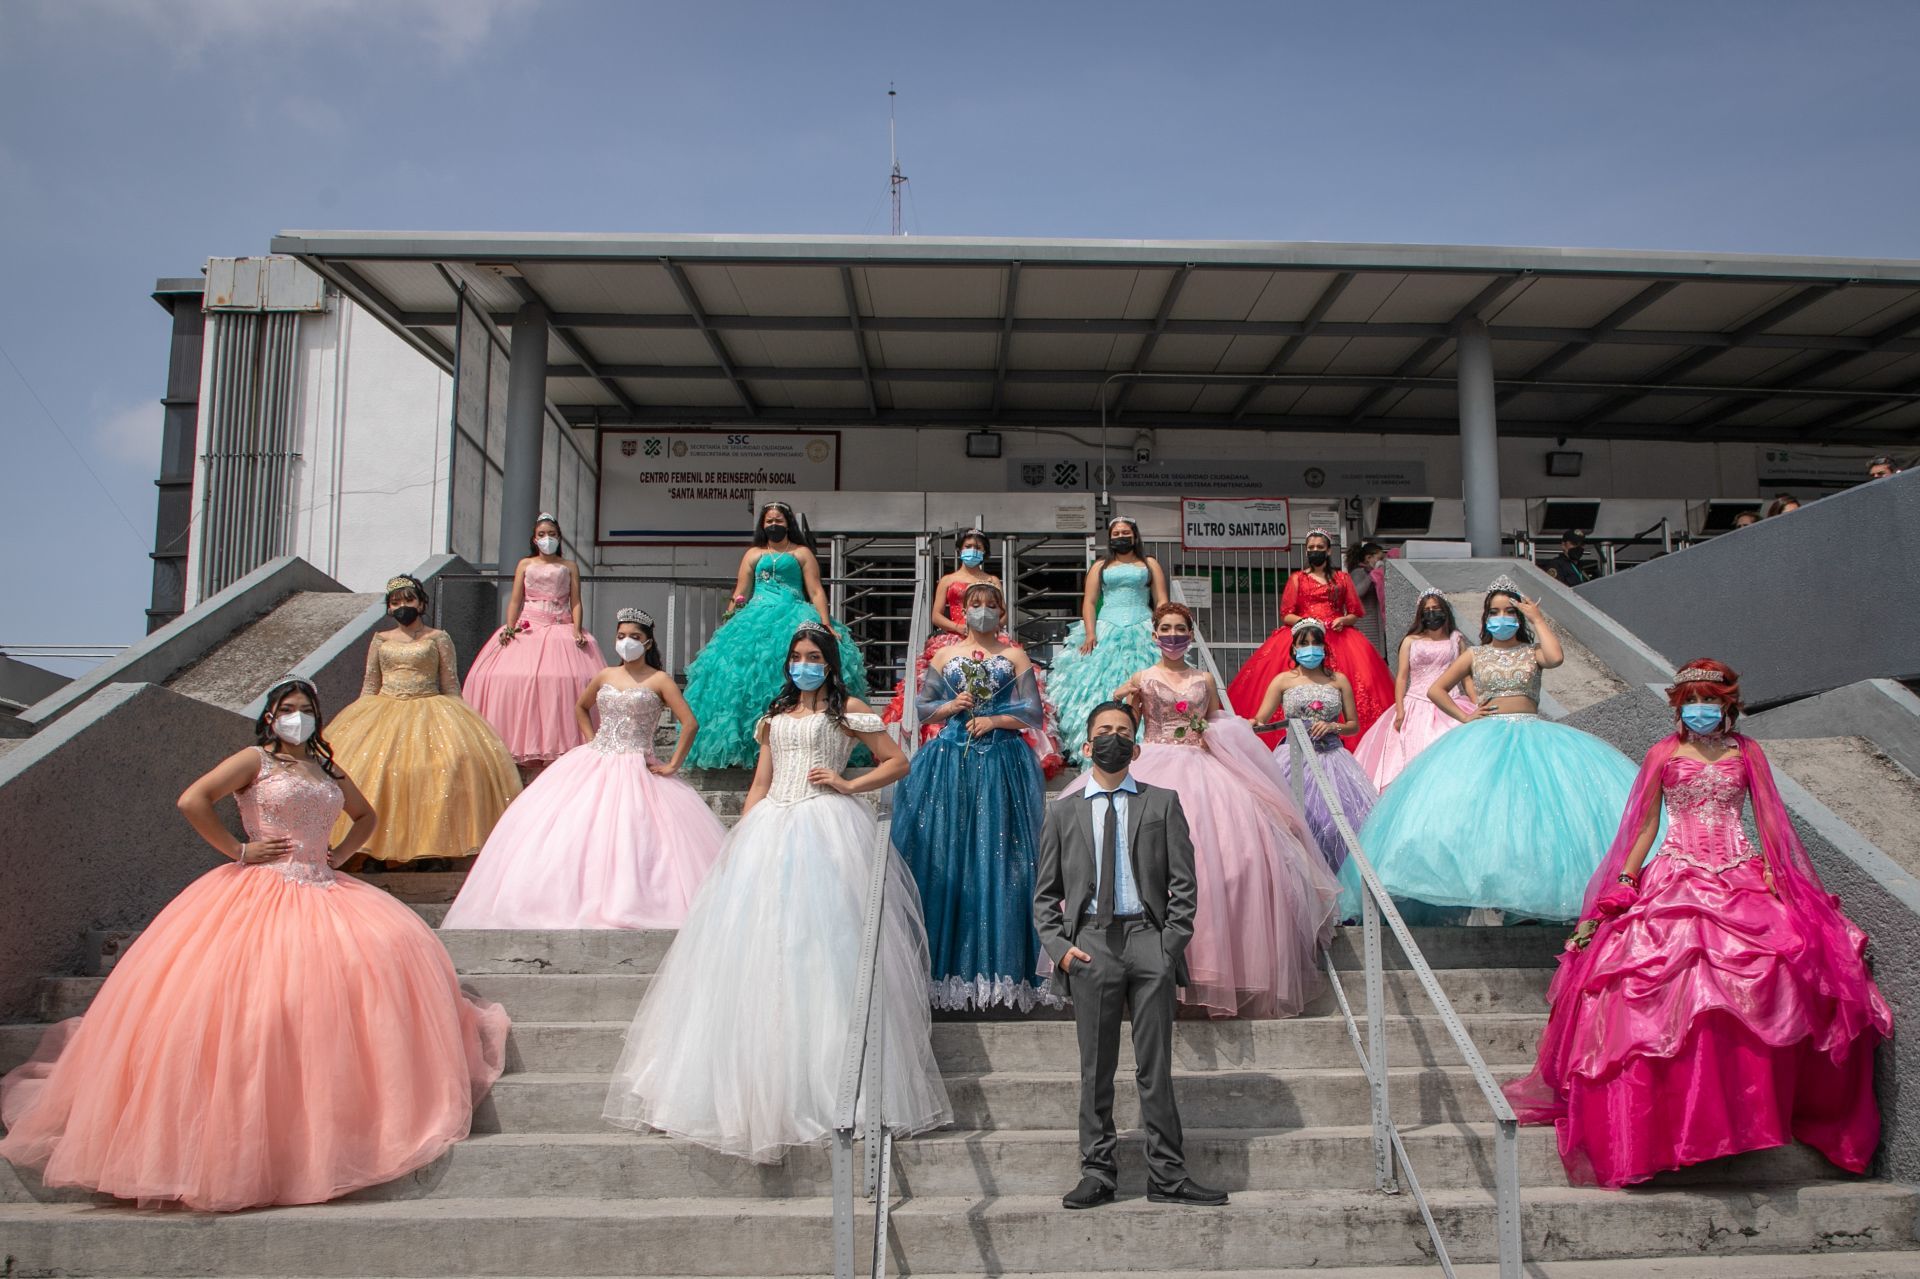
[1505,856,1885,1186]
[682,592,869,771]
[1048,617,1158,758]
[0,864,507,1211]
[892,725,1054,1011]
[463,605,606,764]
[603,792,951,1162]
[1344,715,1639,921]
[1274,738,1380,874]
[325,692,522,862]
[441,745,727,930]
[1227,626,1394,748]
[1065,720,1339,1018]
[1353,689,1475,789]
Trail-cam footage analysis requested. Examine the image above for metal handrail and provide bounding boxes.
[1289,723,1523,1278]
[832,811,898,1279]
[895,536,933,754]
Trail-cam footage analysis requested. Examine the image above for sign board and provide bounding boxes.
[1010,456,1426,496]
[1179,497,1292,550]
[1171,575,1214,610]
[1756,448,1878,489]
[597,430,840,544]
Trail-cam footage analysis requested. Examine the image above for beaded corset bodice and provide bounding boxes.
[762,710,884,805]
[372,635,447,698]
[235,748,343,888]
[587,684,663,757]
[1137,668,1212,747]
[1096,562,1153,625]
[1472,644,1542,705]
[1656,753,1759,873]
[1282,682,1346,752]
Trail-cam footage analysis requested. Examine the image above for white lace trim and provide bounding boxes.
[929,974,1064,1013]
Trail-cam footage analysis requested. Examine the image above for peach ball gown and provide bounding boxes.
[0,748,507,1211]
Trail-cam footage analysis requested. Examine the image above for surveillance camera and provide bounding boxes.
[1133,430,1154,464]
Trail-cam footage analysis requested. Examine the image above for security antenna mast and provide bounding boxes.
[889,85,907,237]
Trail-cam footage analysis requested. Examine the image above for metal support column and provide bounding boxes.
[1456,317,1502,558]
[498,302,550,572]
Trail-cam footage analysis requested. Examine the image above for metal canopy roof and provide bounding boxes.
[269,232,1920,445]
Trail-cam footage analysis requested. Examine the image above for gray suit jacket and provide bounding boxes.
[1033,779,1198,990]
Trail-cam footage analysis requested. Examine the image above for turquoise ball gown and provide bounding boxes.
[1047,560,1158,758]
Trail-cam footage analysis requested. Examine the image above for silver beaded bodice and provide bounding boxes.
[586,684,664,757]
[234,747,343,887]
[1282,682,1346,752]
[762,710,885,805]
[1472,645,1542,705]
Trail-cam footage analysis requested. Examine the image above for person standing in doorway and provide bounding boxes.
[1542,530,1592,586]
[1033,700,1226,1210]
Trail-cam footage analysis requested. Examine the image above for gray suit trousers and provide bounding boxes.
[1071,918,1187,1190]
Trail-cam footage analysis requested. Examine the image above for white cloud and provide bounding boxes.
[94,400,163,468]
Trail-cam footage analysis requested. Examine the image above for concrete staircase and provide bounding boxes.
[3,778,1917,1276]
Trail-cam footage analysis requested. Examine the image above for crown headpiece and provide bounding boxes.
[1290,617,1326,637]
[960,526,987,541]
[267,674,317,695]
[794,620,834,639]
[1673,666,1727,685]
[1107,514,1138,532]
[535,511,558,525]
[1305,526,1335,542]
[1484,574,1523,599]
[616,607,653,628]
[385,575,422,596]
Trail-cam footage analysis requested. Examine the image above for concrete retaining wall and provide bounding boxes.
[24,557,345,731]
[0,684,253,1019]
[1746,679,1920,780]
[1577,469,1920,707]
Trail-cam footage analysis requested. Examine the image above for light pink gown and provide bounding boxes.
[0,749,507,1211]
[464,559,607,763]
[443,684,727,930]
[1506,743,1891,1187]
[1353,634,1475,789]
[1064,666,1339,1018]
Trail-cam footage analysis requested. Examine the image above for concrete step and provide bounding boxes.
[0,1126,1847,1206]
[81,927,681,977]
[33,965,1547,1025]
[478,1065,1534,1134]
[44,1262,1920,1279]
[0,1182,1910,1274]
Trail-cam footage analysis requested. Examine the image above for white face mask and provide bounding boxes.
[614,636,648,663]
[273,711,315,745]
[535,536,560,555]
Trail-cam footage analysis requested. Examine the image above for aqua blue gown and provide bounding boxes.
[1340,644,1647,921]
[682,551,870,770]
[1048,561,1158,758]
[891,655,1053,1011]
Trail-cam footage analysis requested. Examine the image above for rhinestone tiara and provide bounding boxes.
[1673,666,1727,684]
[1290,617,1325,636]
[615,607,653,627]
[1484,573,1523,599]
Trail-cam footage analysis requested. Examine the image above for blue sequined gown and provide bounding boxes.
[682,551,870,769]
[1048,561,1158,757]
[1343,644,1647,921]
[892,654,1054,1011]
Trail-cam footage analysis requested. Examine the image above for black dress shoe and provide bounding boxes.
[1147,1177,1228,1206]
[1062,1175,1116,1209]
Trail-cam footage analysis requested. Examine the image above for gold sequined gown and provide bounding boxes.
[326,630,522,862]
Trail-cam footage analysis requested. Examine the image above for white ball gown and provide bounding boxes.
[602,708,951,1162]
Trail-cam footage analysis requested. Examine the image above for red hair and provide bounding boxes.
[1666,658,1742,723]
[1152,601,1194,628]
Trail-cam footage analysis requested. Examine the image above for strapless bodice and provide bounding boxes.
[935,652,1018,697]
[1137,667,1212,747]
[751,551,807,599]
[523,559,572,609]
[1472,645,1542,705]
[1096,562,1153,624]
[235,748,344,887]
[762,710,884,805]
[1656,754,1759,874]
[1282,682,1346,751]
[1407,635,1463,686]
[587,684,664,756]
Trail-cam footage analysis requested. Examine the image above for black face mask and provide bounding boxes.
[763,523,789,541]
[1420,610,1447,630]
[1306,550,1330,568]
[1089,733,1134,773]
[391,606,421,626]
[1110,537,1136,556]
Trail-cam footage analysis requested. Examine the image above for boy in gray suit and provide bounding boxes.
[1033,700,1227,1209]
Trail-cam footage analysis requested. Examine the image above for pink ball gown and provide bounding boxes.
[1505,735,1892,1187]
[1353,634,1475,789]
[443,683,727,930]
[464,559,607,764]
[0,748,508,1211]
[1063,666,1340,1018]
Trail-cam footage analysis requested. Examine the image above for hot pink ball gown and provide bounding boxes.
[1064,666,1340,1018]
[443,683,727,930]
[0,748,508,1211]
[1505,735,1891,1187]
[465,559,607,764]
[1353,634,1475,789]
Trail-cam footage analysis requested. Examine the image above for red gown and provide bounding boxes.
[1226,569,1393,749]
[881,579,1066,778]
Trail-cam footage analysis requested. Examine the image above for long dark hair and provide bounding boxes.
[763,623,850,726]
[1481,589,1537,645]
[256,678,342,779]
[752,501,811,550]
[1102,516,1145,569]
[1345,540,1384,573]
[1404,592,1460,640]
[529,516,564,560]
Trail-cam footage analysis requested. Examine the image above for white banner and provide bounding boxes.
[1756,447,1880,488]
[1009,456,1426,496]
[1180,497,1292,550]
[597,430,840,544]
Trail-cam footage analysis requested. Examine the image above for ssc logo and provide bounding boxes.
[644,438,664,457]
[620,439,637,457]
[1020,463,1044,488]
[806,440,830,463]
[1304,467,1326,489]
[1052,462,1081,488]
[672,440,689,457]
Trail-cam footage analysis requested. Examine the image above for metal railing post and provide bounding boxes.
[1362,884,1394,1193]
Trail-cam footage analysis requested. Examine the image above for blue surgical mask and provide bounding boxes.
[959,548,986,567]
[1486,616,1522,641]
[1679,703,1725,735]
[1294,646,1326,669]
[788,662,828,691]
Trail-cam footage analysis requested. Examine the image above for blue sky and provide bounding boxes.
[4,0,1918,670]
